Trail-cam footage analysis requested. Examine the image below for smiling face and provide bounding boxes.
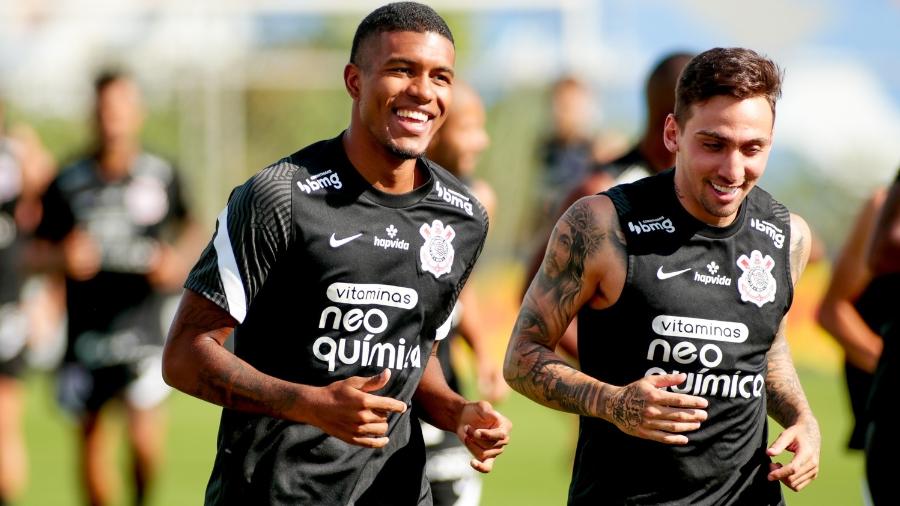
[346,30,455,162]
[664,94,774,227]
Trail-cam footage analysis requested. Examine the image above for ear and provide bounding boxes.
[663,113,679,154]
[344,63,361,100]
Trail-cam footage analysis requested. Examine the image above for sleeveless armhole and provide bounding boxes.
[600,187,635,293]
[770,198,794,312]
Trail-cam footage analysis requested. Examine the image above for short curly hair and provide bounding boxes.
[674,47,783,124]
[350,2,454,67]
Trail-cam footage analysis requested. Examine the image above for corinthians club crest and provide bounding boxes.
[736,250,777,307]
[419,220,455,278]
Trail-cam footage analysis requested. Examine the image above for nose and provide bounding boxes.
[719,149,745,184]
[407,75,436,103]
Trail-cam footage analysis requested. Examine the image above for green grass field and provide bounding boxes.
[14,364,864,506]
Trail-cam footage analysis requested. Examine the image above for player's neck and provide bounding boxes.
[342,128,424,194]
[96,139,140,180]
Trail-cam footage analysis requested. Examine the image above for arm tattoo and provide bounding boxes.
[788,218,808,285]
[765,322,812,428]
[607,385,645,429]
[505,198,620,418]
[535,200,606,329]
[506,336,603,416]
[170,293,300,417]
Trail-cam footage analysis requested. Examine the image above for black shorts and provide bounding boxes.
[56,353,170,416]
[0,349,26,379]
[0,302,28,379]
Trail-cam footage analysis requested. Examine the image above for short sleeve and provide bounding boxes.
[184,160,296,323]
[35,178,76,242]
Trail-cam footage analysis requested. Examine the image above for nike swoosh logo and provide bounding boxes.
[656,266,691,280]
[329,233,363,248]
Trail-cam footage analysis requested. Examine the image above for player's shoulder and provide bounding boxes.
[55,157,96,193]
[424,158,489,229]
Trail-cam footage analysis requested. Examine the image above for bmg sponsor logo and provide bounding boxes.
[435,180,473,216]
[750,218,785,249]
[297,170,343,194]
[627,216,675,235]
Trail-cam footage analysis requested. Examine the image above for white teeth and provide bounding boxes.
[711,182,738,194]
[397,109,428,122]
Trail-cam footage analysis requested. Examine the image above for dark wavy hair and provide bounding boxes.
[350,2,454,67]
[674,47,783,124]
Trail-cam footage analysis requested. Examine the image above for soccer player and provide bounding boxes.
[161,3,511,505]
[505,47,820,505]
[422,81,507,505]
[34,71,197,506]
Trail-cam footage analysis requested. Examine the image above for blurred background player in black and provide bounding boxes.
[864,166,900,505]
[423,80,508,505]
[0,99,58,506]
[32,70,200,506]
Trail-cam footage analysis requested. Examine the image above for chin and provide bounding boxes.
[386,141,426,160]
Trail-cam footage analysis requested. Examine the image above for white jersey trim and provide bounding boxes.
[214,206,247,323]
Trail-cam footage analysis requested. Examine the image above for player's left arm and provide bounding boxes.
[765,213,821,492]
[413,342,511,474]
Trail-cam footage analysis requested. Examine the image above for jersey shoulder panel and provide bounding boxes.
[55,159,97,194]
[423,158,489,231]
[184,156,299,322]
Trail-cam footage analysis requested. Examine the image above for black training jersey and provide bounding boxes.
[571,169,792,506]
[184,134,488,506]
[35,152,188,367]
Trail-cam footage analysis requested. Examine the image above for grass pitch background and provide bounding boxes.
[16,263,866,505]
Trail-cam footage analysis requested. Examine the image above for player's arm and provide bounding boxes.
[868,173,900,275]
[504,196,707,444]
[162,289,407,448]
[765,213,820,492]
[414,341,511,473]
[816,190,886,372]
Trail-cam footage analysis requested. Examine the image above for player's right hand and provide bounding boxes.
[63,229,101,280]
[308,369,408,448]
[604,373,708,445]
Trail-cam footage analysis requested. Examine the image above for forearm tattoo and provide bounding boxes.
[765,324,812,429]
[506,199,621,417]
[607,385,645,429]
[172,295,300,417]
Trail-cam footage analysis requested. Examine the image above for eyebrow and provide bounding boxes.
[696,130,769,146]
[384,57,455,77]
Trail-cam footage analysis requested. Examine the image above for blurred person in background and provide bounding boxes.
[864,166,900,505]
[32,70,199,506]
[505,47,820,504]
[522,52,694,359]
[525,77,600,273]
[817,189,893,445]
[422,81,508,505]
[162,3,510,505]
[0,100,58,506]
[538,76,597,203]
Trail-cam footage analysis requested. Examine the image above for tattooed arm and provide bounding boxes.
[504,196,708,444]
[765,213,820,492]
[162,289,407,448]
